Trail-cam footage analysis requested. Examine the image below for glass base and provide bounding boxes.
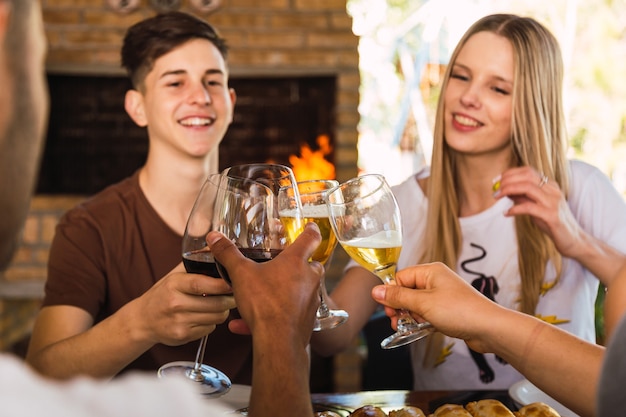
[380,322,434,349]
[157,361,231,397]
[313,309,349,331]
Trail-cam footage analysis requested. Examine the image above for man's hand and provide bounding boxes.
[207,222,324,346]
[132,262,236,346]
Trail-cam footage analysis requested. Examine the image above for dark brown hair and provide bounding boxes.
[121,11,228,90]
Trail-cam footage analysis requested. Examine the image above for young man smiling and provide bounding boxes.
[25,12,253,383]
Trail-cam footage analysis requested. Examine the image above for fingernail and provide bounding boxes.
[205,231,221,246]
[305,222,320,233]
[371,285,386,300]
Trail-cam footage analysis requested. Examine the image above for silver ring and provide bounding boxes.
[539,174,548,188]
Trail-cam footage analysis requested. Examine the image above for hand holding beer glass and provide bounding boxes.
[325,174,433,349]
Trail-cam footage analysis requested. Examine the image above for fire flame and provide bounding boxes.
[289,134,335,181]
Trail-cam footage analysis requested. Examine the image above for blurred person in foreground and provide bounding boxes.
[26,11,254,383]
[0,0,48,269]
[0,0,230,415]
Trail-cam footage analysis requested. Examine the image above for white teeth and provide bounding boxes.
[454,114,480,127]
[179,117,213,126]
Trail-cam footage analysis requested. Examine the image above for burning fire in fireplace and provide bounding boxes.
[288,134,335,182]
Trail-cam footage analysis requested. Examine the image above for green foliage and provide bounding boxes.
[570,128,588,155]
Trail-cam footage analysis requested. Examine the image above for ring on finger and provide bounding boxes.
[538,173,548,188]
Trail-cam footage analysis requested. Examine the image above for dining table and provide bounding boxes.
[310,389,517,416]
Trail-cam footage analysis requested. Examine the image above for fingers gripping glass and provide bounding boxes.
[325,174,434,349]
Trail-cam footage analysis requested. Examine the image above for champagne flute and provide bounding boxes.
[279,179,348,331]
[325,174,434,349]
[157,174,270,397]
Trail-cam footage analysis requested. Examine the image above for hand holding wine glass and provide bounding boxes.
[325,174,434,349]
[158,173,269,397]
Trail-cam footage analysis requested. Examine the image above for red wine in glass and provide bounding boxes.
[157,249,232,397]
[216,248,282,285]
[183,250,220,277]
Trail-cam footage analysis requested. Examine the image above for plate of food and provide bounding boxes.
[509,379,579,417]
[346,399,563,417]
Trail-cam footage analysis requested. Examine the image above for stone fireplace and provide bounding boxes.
[38,73,338,194]
[0,0,362,392]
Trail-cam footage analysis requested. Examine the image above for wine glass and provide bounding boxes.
[280,179,348,331]
[222,163,299,196]
[216,163,306,279]
[325,174,434,349]
[157,173,271,397]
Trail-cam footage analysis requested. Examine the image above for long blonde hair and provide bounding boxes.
[420,14,569,314]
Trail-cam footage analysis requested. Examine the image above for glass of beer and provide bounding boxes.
[279,179,349,331]
[325,174,433,349]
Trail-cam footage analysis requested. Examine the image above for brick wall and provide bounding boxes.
[43,0,360,181]
[0,0,362,392]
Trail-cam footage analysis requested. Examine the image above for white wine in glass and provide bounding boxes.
[326,174,434,349]
[341,230,402,284]
[279,179,348,331]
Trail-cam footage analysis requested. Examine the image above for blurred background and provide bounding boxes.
[351,0,626,189]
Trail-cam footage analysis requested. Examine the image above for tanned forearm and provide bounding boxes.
[248,329,314,417]
[481,306,602,417]
[567,231,626,287]
[27,302,154,380]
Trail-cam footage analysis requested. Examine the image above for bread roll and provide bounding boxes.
[465,399,515,417]
[350,405,388,417]
[432,403,473,417]
[514,402,561,417]
[388,406,426,417]
[315,412,343,417]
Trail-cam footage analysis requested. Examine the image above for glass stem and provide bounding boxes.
[380,271,415,334]
[396,309,417,334]
[317,282,330,318]
[316,262,331,318]
[188,334,209,381]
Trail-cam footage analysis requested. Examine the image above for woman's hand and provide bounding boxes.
[494,166,584,258]
[372,262,503,353]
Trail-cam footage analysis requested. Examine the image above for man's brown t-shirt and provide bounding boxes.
[43,171,252,383]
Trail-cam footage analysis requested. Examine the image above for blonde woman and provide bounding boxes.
[311,13,626,390]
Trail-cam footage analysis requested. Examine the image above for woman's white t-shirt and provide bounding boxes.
[389,160,626,390]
